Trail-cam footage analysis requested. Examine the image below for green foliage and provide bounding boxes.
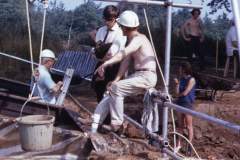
[45,1,72,36]
[0,0,235,81]
[207,0,231,14]
[0,0,27,34]
[72,1,104,33]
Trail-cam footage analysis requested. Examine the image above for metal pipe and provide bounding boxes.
[152,91,171,101]
[162,106,168,137]
[151,141,182,160]
[123,114,169,145]
[0,52,93,81]
[162,148,183,160]
[93,0,203,9]
[162,0,172,158]
[67,94,172,153]
[162,105,168,159]
[164,0,172,93]
[195,89,212,92]
[0,52,65,74]
[124,114,143,129]
[171,3,203,9]
[231,0,240,63]
[153,98,240,133]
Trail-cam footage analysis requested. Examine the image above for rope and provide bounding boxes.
[39,0,49,65]
[19,82,37,119]
[26,0,34,76]
[168,132,201,159]
[22,0,50,111]
[143,6,177,152]
[142,8,201,159]
[25,0,41,102]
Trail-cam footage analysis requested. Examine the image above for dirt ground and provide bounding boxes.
[67,62,240,159]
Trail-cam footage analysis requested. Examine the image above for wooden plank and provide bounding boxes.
[0,77,29,96]
[63,104,85,132]
[171,56,215,60]
[0,91,63,122]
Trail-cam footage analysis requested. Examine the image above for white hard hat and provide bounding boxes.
[117,11,139,27]
[40,49,57,60]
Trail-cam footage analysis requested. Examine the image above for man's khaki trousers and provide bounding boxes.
[94,71,157,125]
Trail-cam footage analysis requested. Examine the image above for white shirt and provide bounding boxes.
[95,23,127,56]
[30,66,57,104]
[226,26,238,56]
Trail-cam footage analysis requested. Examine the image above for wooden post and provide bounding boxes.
[216,39,218,72]
[133,4,138,13]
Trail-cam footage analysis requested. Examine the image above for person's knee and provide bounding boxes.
[109,83,118,95]
[186,124,193,131]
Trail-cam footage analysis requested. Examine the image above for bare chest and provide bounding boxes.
[188,19,200,28]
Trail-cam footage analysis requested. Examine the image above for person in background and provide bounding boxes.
[83,5,126,125]
[173,61,196,156]
[90,5,126,103]
[225,19,240,77]
[30,49,63,104]
[181,9,205,73]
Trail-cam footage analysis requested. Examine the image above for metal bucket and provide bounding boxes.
[16,102,55,151]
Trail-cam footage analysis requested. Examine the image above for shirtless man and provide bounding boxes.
[79,11,157,133]
[181,9,205,73]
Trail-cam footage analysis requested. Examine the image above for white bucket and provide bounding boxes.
[91,114,100,132]
[16,115,55,151]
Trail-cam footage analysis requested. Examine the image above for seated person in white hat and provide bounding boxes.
[30,49,63,104]
[79,11,157,134]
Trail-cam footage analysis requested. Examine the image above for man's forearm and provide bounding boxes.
[51,82,63,93]
[233,41,238,48]
[201,29,204,39]
[174,83,179,97]
[181,28,187,40]
[107,50,126,66]
[100,53,112,62]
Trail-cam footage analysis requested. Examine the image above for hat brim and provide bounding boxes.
[117,22,139,28]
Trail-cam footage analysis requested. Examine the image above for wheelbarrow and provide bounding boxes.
[192,72,240,102]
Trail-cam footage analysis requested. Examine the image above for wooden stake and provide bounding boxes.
[216,39,218,72]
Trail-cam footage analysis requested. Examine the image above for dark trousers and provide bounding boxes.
[233,50,239,63]
[187,35,205,71]
[233,50,240,76]
[91,62,120,125]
